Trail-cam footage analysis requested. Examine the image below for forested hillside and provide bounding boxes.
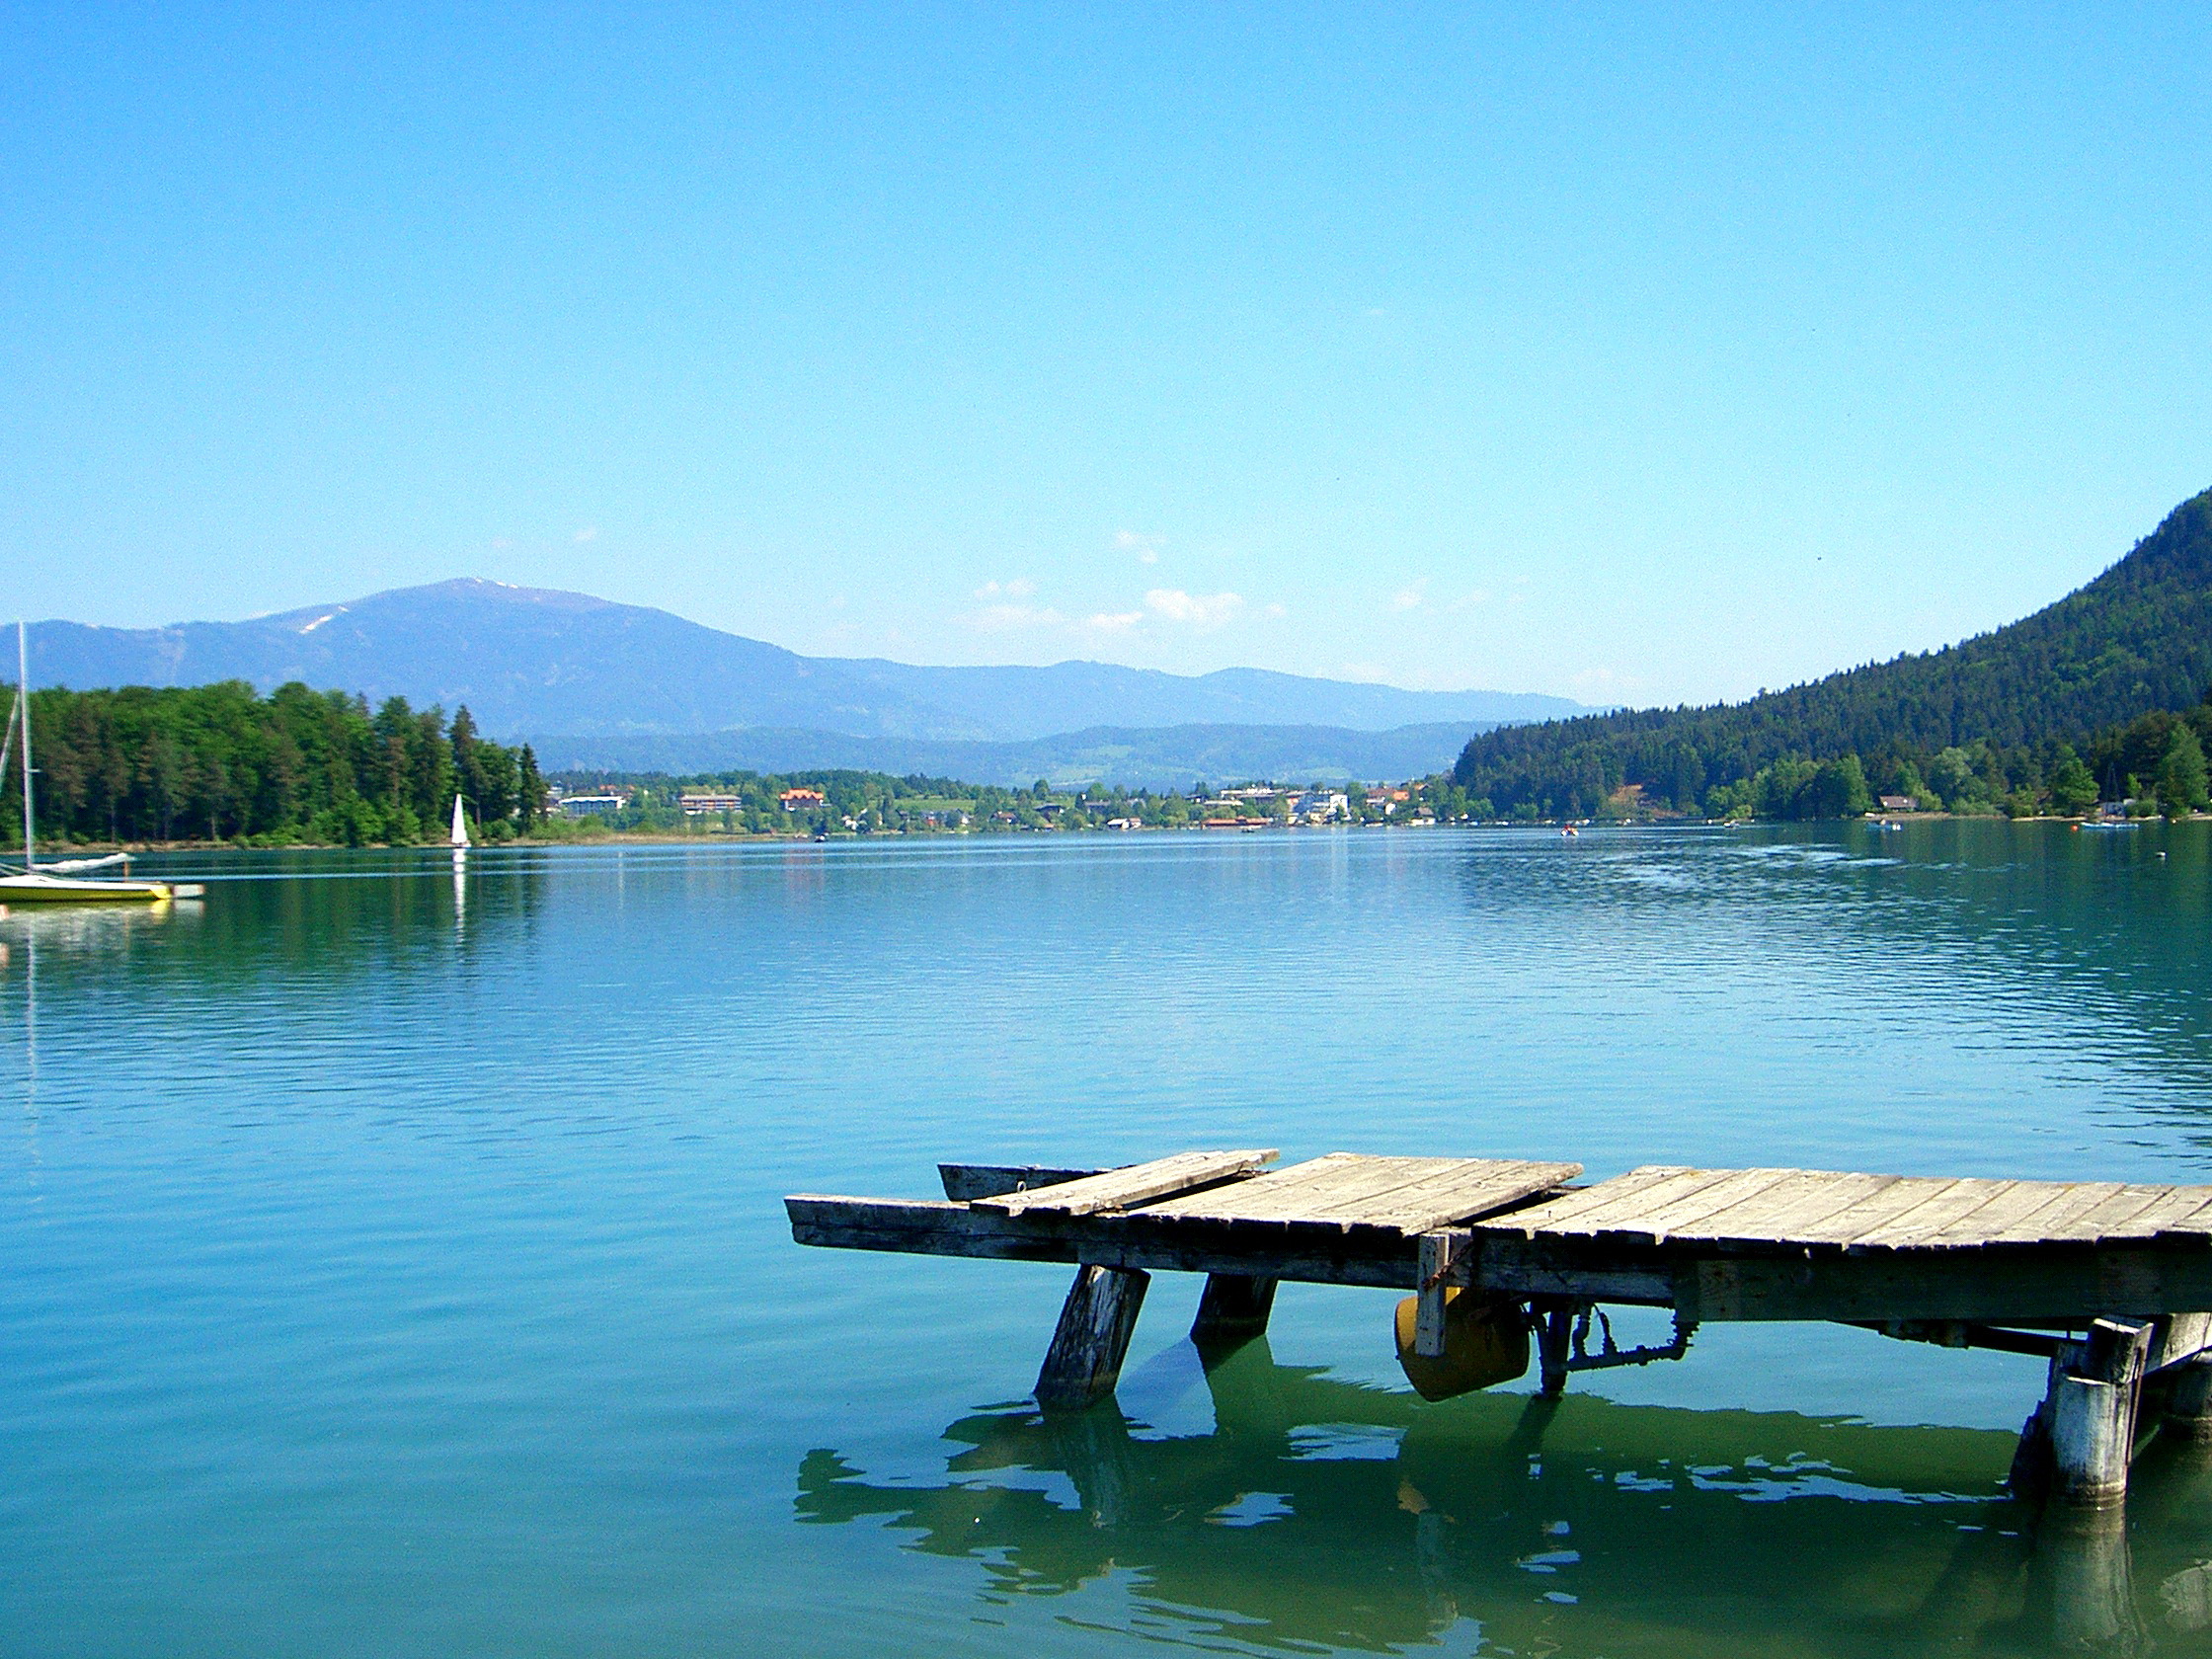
[1454,488,2212,818]
[3,681,544,847]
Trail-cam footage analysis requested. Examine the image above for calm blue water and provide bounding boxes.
[5,822,2212,1655]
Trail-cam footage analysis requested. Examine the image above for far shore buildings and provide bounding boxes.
[1878,794,1919,813]
[1201,785,1354,824]
[672,786,831,816]
[679,792,745,816]
[554,787,633,818]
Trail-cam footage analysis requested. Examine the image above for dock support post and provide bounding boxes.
[2165,1360,2212,1442]
[1537,1306,1574,1399]
[2014,1318,2152,1509]
[2050,1374,2135,1508]
[1036,1264,1149,1413]
[1190,1274,1277,1355]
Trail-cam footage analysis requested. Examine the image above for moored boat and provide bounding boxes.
[0,869,194,904]
[4,621,184,905]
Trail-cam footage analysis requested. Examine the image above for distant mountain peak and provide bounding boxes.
[259,577,630,628]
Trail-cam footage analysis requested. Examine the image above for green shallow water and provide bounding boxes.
[4,821,2212,1655]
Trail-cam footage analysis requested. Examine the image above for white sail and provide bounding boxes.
[450,794,471,847]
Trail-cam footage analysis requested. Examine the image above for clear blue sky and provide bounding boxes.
[5,5,2208,706]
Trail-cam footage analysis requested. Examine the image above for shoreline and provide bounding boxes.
[13,814,2199,858]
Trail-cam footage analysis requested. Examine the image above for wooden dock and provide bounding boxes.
[787,1148,2212,1509]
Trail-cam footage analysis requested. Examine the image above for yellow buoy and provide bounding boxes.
[1393,1288,1531,1401]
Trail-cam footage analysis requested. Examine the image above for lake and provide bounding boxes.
[5,822,2211,1656]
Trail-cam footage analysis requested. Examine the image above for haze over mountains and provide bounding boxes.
[29,581,1589,787]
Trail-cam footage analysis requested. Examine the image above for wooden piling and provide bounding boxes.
[2044,1319,2152,1509]
[2050,1376,2133,1507]
[1415,1229,1473,1359]
[1190,1273,1277,1352]
[1537,1306,1574,1398]
[1036,1264,1149,1413]
[2164,1359,2212,1442]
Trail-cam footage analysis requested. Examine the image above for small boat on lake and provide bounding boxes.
[1,621,192,906]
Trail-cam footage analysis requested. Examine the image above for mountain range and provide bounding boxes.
[27,581,1589,787]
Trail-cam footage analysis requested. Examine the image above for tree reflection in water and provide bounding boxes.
[798,1338,2212,1657]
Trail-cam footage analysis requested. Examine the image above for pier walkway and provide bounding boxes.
[787,1149,2212,1509]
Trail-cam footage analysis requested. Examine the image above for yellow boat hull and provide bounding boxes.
[0,874,174,905]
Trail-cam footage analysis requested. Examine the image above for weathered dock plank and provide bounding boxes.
[1846,1179,2024,1249]
[939,1163,1103,1202]
[1958,1181,2129,1246]
[784,1192,1421,1286]
[1482,1166,2212,1255]
[1135,1153,1580,1236]
[1550,1167,1797,1244]
[971,1149,1277,1218]
[788,1154,1583,1289]
[1481,1164,1700,1230]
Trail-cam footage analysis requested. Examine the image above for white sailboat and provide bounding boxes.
[448,794,469,927]
[0,622,189,905]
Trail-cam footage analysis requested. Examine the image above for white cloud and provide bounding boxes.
[1115,529,1160,565]
[1391,581,1429,611]
[1145,588,1244,627]
[574,526,598,543]
[1263,601,1288,618]
[1448,588,1492,611]
[973,578,1037,599]
[1085,609,1145,631]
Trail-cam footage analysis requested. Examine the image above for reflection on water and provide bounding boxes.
[803,1339,2212,1657]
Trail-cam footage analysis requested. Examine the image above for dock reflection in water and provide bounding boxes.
[799,1339,2212,1657]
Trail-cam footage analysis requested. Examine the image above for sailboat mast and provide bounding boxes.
[16,621,32,871]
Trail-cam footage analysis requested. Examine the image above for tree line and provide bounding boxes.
[1448,693,2212,823]
[2,680,546,848]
